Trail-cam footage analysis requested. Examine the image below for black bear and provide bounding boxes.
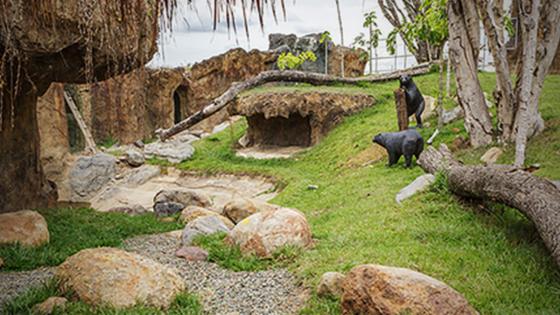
[373,129,424,167]
[399,75,425,128]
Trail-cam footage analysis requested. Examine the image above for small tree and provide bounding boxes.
[353,12,382,74]
[320,31,333,74]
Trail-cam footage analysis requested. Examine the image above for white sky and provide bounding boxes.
[148,0,396,68]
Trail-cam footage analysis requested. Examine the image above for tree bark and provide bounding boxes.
[513,0,540,166]
[335,0,345,77]
[157,64,433,140]
[447,0,493,147]
[418,144,560,268]
[395,88,409,131]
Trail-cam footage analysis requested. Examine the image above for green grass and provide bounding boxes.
[193,232,302,272]
[0,208,181,271]
[3,280,202,315]
[172,72,560,314]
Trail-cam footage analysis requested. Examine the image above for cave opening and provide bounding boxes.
[247,113,312,147]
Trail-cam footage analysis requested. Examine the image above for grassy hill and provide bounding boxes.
[179,72,560,314]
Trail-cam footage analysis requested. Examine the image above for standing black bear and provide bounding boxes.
[373,129,424,167]
[399,75,425,128]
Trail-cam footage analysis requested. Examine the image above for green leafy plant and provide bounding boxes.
[276,51,317,71]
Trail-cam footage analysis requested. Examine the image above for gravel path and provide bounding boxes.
[0,267,56,311]
[124,231,308,315]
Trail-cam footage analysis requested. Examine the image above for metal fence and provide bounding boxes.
[365,27,513,74]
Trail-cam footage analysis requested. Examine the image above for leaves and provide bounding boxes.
[277,51,317,70]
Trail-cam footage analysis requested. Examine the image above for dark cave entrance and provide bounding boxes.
[246,113,312,147]
[173,90,182,124]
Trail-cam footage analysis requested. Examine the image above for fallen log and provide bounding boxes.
[418,144,560,267]
[157,63,433,141]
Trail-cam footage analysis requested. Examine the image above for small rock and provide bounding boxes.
[226,207,313,257]
[442,106,464,125]
[553,180,560,190]
[125,150,145,167]
[154,202,185,217]
[56,247,184,309]
[480,147,503,165]
[175,246,209,262]
[159,217,176,223]
[133,140,145,149]
[107,204,149,216]
[307,185,319,190]
[238,134,251,147]
[396,174,436,204]
[144,140,195,163]
[0,210,50,247]
[180,206,234,228]
[341,264,478,315]
[317,272,345,298]
[32,297,68,315]
[452,127,461,133]
[223,198,258,224]
[182,216,231,246]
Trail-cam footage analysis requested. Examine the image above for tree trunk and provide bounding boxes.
[335,0,345,77]
[437,48,445,129]
[513,0,540,166]
[447,0,493,147]
[158,64,433,140]
[477,0,516,141]
[418,144,560,268]
[0,78,57,213]
[395,88,409,131]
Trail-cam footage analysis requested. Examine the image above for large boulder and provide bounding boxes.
[179,206,234,228]
[225,208,313,257]
[223,198,258,223]
[182,216,231,245]
[341,264,478,315]
[0,210,49,247]
[125,149,145,167]
[56,247,184,309]
[69,153,116,201]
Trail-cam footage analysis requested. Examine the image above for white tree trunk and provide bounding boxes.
[513,0,540,166]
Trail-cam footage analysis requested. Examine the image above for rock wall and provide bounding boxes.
[269,33,367,77]
[76,67,185,144]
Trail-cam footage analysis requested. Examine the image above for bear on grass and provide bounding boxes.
[373,129,424,167]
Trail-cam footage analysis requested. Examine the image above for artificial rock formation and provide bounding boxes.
[0,0,163,212]
[230,91,375,147]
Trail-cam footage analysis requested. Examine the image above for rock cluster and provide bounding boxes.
[153,189,212,217]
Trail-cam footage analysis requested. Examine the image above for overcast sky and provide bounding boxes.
[148,0,397,68]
